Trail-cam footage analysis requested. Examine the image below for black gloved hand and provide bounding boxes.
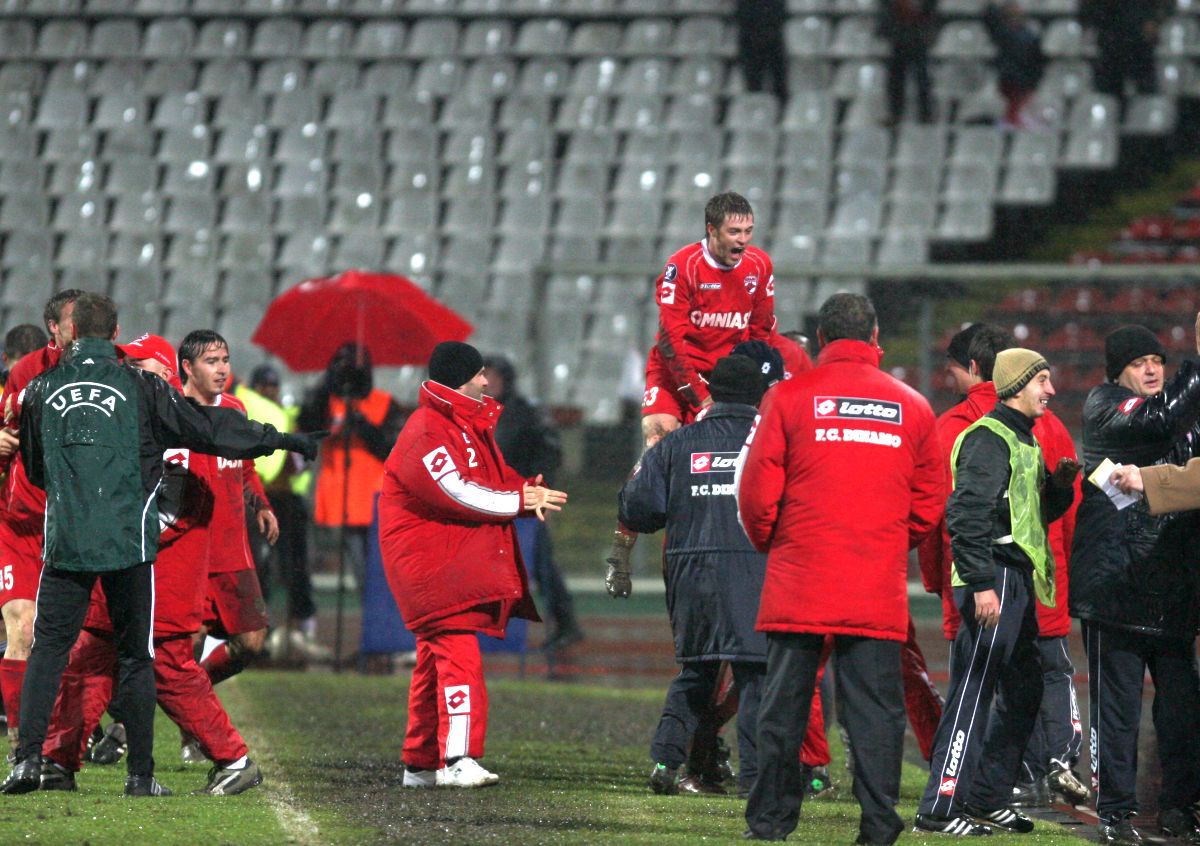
[282,430,329,461]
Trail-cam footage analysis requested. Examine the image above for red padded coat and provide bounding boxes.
[378,380,539,637]
[737,340,945,641]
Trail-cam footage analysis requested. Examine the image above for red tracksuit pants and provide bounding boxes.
[402,632,488,771]
[43,630,247,770]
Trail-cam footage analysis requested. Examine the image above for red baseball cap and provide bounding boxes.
[118,333,183,392]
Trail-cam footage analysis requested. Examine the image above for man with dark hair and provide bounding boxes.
[915,349,1078,836]
[177,330,275,761]
[944,323,985,398]
[620,355,771,799]
[0,288,81,761]
[738,293,944,843]
[2,324,47,374]
[606,191,775,600]
[380,341,566,789]
[483,355,581,654]
[1070,322,1200,844]
[0,294,320,796]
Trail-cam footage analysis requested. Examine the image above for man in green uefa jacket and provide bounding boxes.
[0,293,321,797]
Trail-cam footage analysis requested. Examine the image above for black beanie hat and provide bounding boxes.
[429,341,484,389]
[946,323,984,369]
[1105,325,1165,382]
[708,355,767,406]
[731,339,786,386]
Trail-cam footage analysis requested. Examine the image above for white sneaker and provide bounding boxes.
[437,757,499,788]
[402,767,437,789]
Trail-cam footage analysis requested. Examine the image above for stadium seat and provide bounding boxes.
[58,229,110,267]
[143,18,196,59]
[196,19,250,57]
[302,19,355,59]
[109,235,161,269]
[621,58,672,94]
[353,21,406,58]
[38,20,88,57]
[3,229,53,271]
[251,18,303,58]
[786,15,831,57]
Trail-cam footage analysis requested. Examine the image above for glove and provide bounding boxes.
[281,430,329,462]
[605,559,632,599]
[1049,457,1082,488]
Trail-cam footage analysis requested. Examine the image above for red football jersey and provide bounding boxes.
[203,392,268,574]
[646,240,775,408]
[2,344,62,530]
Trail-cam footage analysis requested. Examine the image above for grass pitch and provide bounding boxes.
[0,671,1092,845]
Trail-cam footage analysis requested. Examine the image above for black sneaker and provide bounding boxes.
[194,760,263,796]
[543,622,584,654]
[1159,807,1200,844]
[82,725,104,761]
[1047,764,1089,805]
[1010,778,1050,808]
[964,805,1034,833]
[0,756,42,795]
[711,737,735,784]
[913,813,992,836]
[805,764,835,798]
[649,763,679,795]
[124,775,173,797]
[1099,813,1142,845]
[89,722,127,766]
[39,760,76,791]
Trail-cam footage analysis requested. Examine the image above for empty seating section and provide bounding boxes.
[0,2,1194,411]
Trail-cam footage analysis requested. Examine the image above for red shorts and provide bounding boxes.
[0,519,43,606]
[202,569,268,637]
[641,358,702,425]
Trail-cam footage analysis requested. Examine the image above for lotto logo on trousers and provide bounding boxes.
[445,685,471,715]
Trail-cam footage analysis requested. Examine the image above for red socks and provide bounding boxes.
[0,658,26,730]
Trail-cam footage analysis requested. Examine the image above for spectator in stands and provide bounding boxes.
[984,2,1047,130]
[298,343,404,604]
[879,0,937,124]
[482,355,582,655]
[1082,0,1167,100]
[734,0,789,104]
[236,365,324,662]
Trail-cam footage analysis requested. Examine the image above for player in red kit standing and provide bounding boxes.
[605,192,775,598]
[0,289,82,760]
[178,330,277,763]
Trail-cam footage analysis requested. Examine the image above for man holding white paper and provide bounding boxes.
[1070,321,1200,845]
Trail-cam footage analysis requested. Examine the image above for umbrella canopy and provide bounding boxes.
[251,270,474,372]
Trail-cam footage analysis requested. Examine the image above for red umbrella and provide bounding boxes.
[251,270,473,371]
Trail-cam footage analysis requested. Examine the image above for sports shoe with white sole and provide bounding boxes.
[180,737,208,765]
[437,757,499,788]
[195,759,263,796]
[402,767,437,789]
[964,805,1034,833]
[913,813,992,836]
[89,722,127,765]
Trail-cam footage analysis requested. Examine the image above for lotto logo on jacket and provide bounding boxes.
[690,452,739,473]
[813,396,903,425]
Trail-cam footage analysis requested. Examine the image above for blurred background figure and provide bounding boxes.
[299,343,404,668]
[734,0,789,104]
[484,355,583,655]
[237,365,326,663]
[0,325,47,392]
[879,0,938,124]
[1082,0,1167,101]
[984,2,1047,130]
